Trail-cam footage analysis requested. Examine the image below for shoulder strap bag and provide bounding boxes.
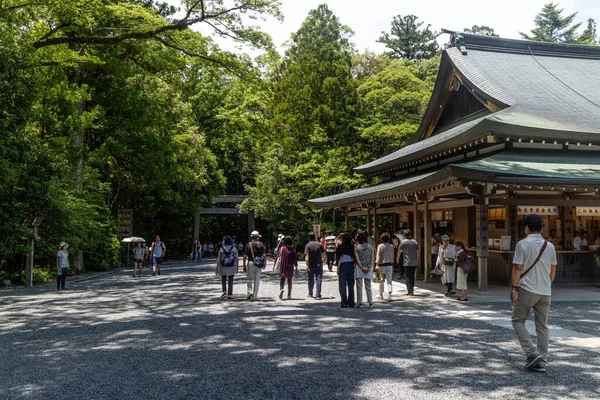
[520,240,548,279]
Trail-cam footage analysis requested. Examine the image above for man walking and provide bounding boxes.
[304,232,324,299]
[511,214,557,372]
[324,231,337,272]
[397,229,419,295]
[243,231,267,301]
[151,235,166,276]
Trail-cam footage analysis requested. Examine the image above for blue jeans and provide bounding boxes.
[195,251,201,263]
[57,267,67,289]
[338,262,355,307]
[308,264,323,297]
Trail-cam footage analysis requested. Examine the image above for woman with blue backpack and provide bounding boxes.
[216,235,239,300]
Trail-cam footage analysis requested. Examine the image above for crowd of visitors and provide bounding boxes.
[52,213,559,373]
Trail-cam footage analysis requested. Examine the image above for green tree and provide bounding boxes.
[578,18,598,45]
[356,61,431,160]
[464,25,499,37]
[352,50,391,82]
[378,15,440,60]
[520,2,582,42]
[0,0,282,275]
[242,4,362,237]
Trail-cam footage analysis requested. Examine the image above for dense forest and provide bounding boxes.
[0,1,597,282]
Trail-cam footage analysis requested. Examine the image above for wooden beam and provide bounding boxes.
[198,208,248,215]
[211,195,249,203]
[418,199,474,211]
[489,198,600,206]
[427,186,466,201]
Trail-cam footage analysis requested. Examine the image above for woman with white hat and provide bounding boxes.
[57,242,70,290]
[435,234,456,296]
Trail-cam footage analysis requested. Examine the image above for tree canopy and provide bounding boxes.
[1,1,599,282]
[378,15,440,61]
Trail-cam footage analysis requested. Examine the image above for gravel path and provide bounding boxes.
[1,260,599,399]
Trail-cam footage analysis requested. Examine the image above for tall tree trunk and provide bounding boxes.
[69,53,86,272]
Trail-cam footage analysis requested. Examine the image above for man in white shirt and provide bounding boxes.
[511,214,557,373]
[573,231,589,250]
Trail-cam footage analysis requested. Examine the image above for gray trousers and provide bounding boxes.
[355,278,372,305]
[511,288,551,361]
[378,265,393,293]
[246,263,262,300]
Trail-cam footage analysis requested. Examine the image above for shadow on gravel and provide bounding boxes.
[1,262,599,399]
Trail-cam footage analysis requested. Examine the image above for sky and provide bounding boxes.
[269,0,600,52]
[167,0,600,54]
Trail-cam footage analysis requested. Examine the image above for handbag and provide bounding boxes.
[442,257,454,266]
[460,257,476,274]
[274,246,282,271]
[250,242,265,269]
[373,272,384,283]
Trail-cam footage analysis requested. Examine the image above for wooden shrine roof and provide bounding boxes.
[353,34,600,176]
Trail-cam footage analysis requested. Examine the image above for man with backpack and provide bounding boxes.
[216,235,239,300]
[151,235,166,276]
[243,231,267,301]
[511,214,557,373]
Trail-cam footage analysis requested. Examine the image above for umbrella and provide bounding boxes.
[122,237,146,243]
[121,237,146,267]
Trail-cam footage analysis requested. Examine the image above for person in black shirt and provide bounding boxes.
[336,232,362,308]
[304,232,324,299]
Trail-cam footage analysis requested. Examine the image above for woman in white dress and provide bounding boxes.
[435,234,456,297]
[355,232,374,308]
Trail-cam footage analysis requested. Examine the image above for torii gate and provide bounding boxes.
[193,195,255,241]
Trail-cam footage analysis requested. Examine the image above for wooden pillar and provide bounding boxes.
[413,202,422,278]
[562,206,574,249]
[373,206,379,242]
[476,197,489,293]
[392,212,397,233]
[25,238,34,287]
[344,208,350,231]
[193,212,200,241]
[366,207,372,236]
[423,201,431,282]
[507,205,518,250]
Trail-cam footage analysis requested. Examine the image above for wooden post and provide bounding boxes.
[26,238,34,288]
[476,197,489,293]
[507,204,518,250]
[423,201,431,282]
[562,206,574,249]
[373,206,379,242]
[344,208,350,231]
[414,202,422,279]
[193,212,200,241]
[367,207,372,237]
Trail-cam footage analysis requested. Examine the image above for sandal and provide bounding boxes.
[220,292,227,300]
